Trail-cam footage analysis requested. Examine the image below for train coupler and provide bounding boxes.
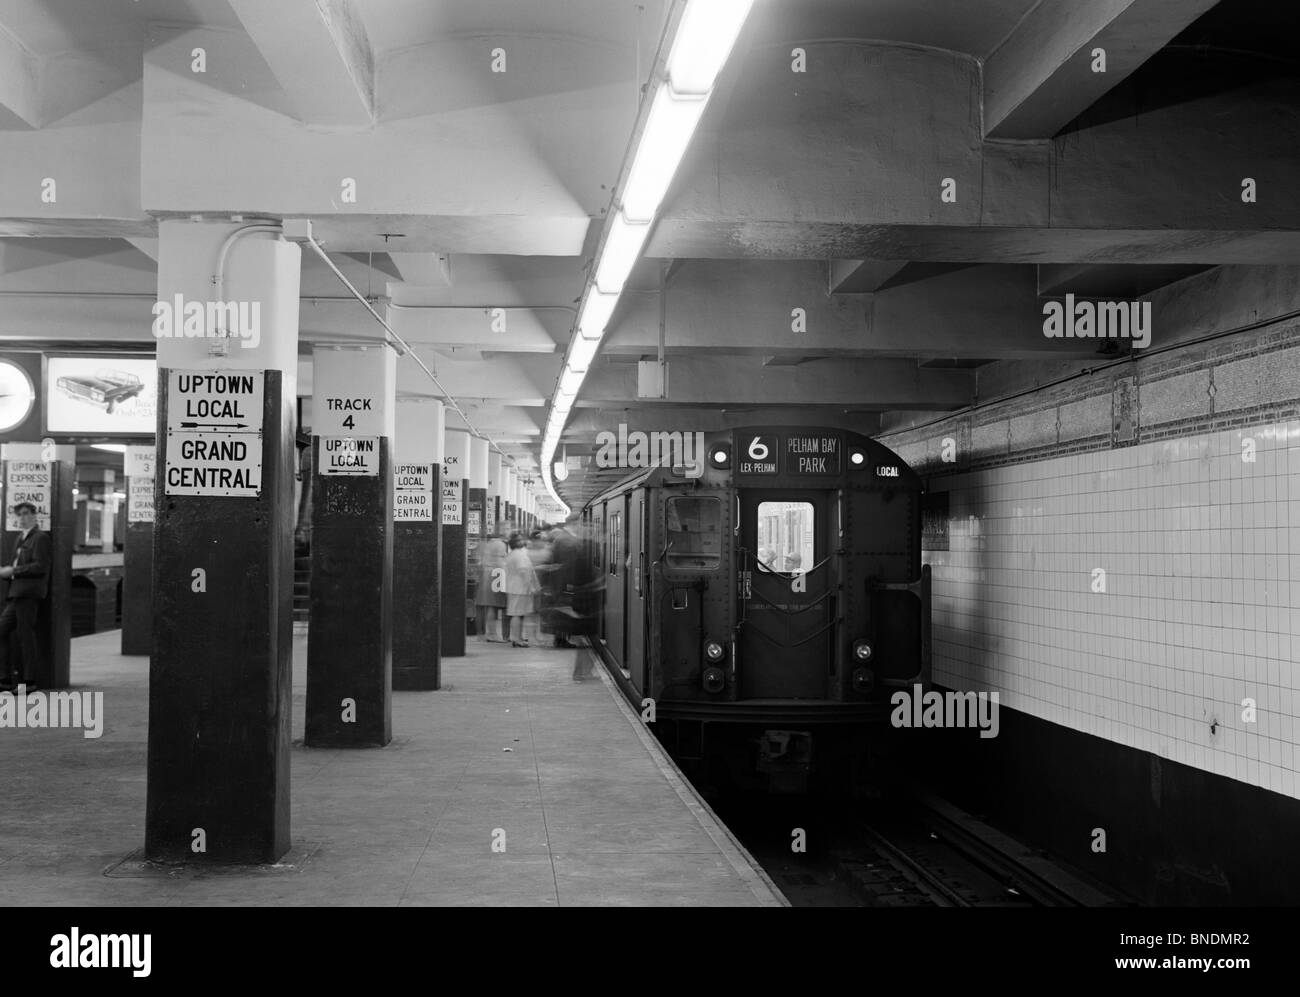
[756,730,813,794]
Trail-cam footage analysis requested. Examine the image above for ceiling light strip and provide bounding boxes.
[540,0,755,516]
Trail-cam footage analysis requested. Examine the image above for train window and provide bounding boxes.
[664,496,721,570]
[756,501,814,573]
[608,511,622,575]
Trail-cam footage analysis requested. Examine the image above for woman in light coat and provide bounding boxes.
[504,533,541,647]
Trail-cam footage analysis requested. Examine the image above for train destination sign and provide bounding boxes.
[321,436,379,476]
[785,434,841,475]
[164,433,262,496]
[165,370,264,434]
[737,434,779,475]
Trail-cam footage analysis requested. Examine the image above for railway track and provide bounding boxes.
[708,781,1123,908]
[833,789,1123,907]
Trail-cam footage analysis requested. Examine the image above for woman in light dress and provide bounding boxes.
[504,532,541,647]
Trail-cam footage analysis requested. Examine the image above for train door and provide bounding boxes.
[605,494,626,668]
[626,490,647,692]
[590,504,605,642]
[736,490,831,699]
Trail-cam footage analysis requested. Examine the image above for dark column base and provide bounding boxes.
[305,438,393,747]
[440,479,467,658]
[146,370,293,864]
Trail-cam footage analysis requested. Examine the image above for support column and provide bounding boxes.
[147,218,298,864]
[0,443,74,687]
[487,451,502,532]
[121,445,155,656]
[504,466,516,529]
[393,400,442,690]
[440,430,469,657]
[305,344,395,748]
[466,436,488,638]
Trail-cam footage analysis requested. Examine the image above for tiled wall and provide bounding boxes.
[925,420,1300,801]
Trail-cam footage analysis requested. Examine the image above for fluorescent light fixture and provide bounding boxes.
[594,212,652,294]
[621,86,708,221]
[92,443,127,454]
[667,0,755,95]
[566,334,602,374]
[578,289,620,340]
[553,394,575,416]
[558,366,585,398]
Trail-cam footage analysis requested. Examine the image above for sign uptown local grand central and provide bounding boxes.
[164,370,264,497]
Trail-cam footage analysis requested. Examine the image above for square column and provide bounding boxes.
[393,400,443,689]
[305,344,396,747]
[147,219,299,864]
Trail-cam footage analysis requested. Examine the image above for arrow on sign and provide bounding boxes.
[178,421,250,430]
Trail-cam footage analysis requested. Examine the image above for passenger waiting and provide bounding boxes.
[475,523,509,642]
[504,533,541,647]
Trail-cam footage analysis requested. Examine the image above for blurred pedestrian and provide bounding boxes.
[475,523,509,642]
[504,532,540,647]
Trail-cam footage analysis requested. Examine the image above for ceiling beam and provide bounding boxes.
[228,0,375,126]
[828,260,907,293]
[389,252,453,287]
[0,22,39,127]
[654,40,1300,264]
[603,261,1097,360]
[983,0,1219,140]
[578,356,971,410]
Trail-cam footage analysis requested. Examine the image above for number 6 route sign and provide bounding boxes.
[738,434,778,475]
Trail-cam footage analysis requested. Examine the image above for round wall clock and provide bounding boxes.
[0,360,36,433]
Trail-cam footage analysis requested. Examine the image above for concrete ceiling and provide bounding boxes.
[1,0,1297,511]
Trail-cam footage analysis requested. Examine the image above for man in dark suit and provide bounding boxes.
[0,501,50,692]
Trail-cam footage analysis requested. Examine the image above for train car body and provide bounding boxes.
[582,426,930,793]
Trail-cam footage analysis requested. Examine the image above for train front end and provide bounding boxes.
[649,427,931,793]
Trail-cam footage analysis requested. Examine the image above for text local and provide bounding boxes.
[176,373,256,418]
[326,437,374,468]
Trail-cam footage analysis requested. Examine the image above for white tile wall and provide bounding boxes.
[926,420,1300,801]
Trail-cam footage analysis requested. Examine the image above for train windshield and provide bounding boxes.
[664,497,722,570]
[756,501,815,573]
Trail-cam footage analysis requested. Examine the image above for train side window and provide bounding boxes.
[756,501,814,573]
[608,511,622,575]
[664,496,721,570]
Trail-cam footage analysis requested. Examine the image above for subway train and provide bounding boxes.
[580,426,931,793]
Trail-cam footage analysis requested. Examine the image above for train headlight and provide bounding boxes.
[702,666,726,694]
[853,638,873,662]
[704,640,725,662]
[850,450,866,466]
[709,443,731,469]
[852,668,875,694]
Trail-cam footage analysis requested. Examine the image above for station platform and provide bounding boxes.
[0,632,785,907]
